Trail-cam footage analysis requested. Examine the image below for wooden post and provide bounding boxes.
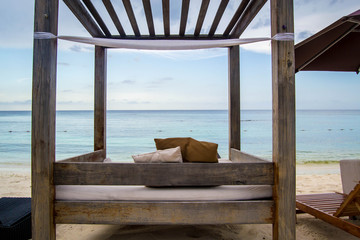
[32,0,59,239]
[228,46,241,159]
[94,46,107,158]
[271,0,296,239]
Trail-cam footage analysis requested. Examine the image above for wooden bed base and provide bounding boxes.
[54,150,275,225]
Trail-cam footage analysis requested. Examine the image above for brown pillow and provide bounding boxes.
[154,137,218,163]
[154,137,190,161]
[186,138,218,163]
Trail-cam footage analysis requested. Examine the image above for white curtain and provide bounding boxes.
[34,32,294,50]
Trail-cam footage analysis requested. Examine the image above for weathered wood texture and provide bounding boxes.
[83,0,111,37]
[57,150,105,163]
[297,193,360,238]
[194,0,210,36]
[94,46,107,157]
[230,0,267,38]
[162,0,170,36]
[334,183,360,217]
[208,0,229,36]
[54,162,274,185]
[60,0,258,39]
[122,0,140,36]
[55,200,274,225]
[179,0,190,36]
[102,0,126,37]
[231,149,269,163]
[142,0,155,36]
[271,0,296,239]
[63,0,104,37]
[32,0,58,239]
[223,0,249,36]
[228,46,240,158]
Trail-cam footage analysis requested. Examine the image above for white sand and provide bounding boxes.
[0,163,359,240]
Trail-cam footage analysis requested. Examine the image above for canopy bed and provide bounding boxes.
[31,0,295,239]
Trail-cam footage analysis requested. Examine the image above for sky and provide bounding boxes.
[0,0,359,110]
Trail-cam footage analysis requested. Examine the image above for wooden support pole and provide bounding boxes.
[228,46,240,159]
[94,46,107,158]
[32,0,58,239]
[271,0,296,239]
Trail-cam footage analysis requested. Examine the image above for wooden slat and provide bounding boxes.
[54,162,274,185]
[55,200,274,224]
[179,0,190,36]
[83,0,111,37]
[230,0,268,38]
[57,150,105,163]
[109,34,227,40]
[271,0,296,239]
[228,46,240,158]
[142,0,155,36]
[335,183,360,217]
[94,46,107,155]
[32,0,58,239]
[162,0,170,36]
[194,0,210,36]
[296,197,360,238]
[63,0,104,37]
[223,0,250,36]
[231,149,269,163]
[102,0,126,37]
[208,0,229,37]
[122,0,140,36]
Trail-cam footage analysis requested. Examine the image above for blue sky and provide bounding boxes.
[0,0,359,110]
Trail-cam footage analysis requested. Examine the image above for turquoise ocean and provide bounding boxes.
[1,110,359,169]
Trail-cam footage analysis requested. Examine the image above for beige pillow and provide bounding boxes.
[132,146,183,163]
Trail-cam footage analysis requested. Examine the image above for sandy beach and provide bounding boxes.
[1,163,359,240]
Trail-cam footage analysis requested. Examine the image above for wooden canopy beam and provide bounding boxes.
[32,0,58,239]
[194,0,210,36]
[179,0,190,36]
[223,0,250,36]
[230,0,267,38]
[162,0,170,36]
[271,0,296,239]
[122,0,141,37]
[63,0,104,37]
[208,0,229,37]
[83,0,111,37]
[228,46,241,158]
[102,0,126,37]
[94,46,107,157]
[142,0,155,36]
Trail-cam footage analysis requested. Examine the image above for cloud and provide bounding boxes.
[58,62,70,66]
[1,0,359,56]
[0,99,31,105]
[146,77,174,88]
[61,90,73,93]
[16,78,30,83]
[153,77,173,83]
[121,79,136,84]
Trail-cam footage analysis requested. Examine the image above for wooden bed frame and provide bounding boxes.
[31,0,296,239]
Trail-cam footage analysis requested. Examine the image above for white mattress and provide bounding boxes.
[56,185,272,201]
